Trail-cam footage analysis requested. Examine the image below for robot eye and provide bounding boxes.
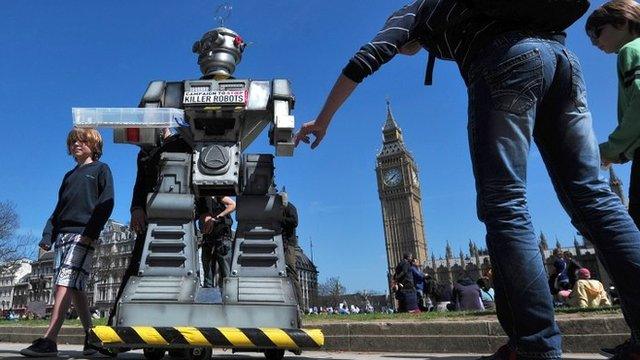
[233,36,245,50]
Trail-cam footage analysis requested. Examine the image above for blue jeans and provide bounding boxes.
[463,32,640,359]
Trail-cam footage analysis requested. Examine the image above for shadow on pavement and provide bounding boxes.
[0,349,121,360]
[381,353,604,360]
[381,356,478,359]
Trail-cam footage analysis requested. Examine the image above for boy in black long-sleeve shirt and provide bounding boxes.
[21,128,114,358]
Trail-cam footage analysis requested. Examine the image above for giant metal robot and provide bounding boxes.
[75,27,323,360]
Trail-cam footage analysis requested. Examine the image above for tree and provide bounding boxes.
[0,202,18,241]
[355,289,381,303]
[0,201,36,270]
[318,277,346,307]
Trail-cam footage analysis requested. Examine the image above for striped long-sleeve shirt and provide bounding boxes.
[342,0,512,83]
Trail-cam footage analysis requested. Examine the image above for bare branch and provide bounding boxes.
[318,277,347,307]
[0,201,19,240]
[355,289,382,302]
[0,201,37,271]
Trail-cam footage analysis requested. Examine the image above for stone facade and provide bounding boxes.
[88,220,136,316]
[423,235,610,289]
[12,279,30,315]
[27,249,54,316]
[0,259,31,314]
[294,245,318,310]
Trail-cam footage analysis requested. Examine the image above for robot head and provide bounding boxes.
[192,27,246,79]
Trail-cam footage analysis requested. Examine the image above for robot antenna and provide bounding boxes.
[214,2,233,26]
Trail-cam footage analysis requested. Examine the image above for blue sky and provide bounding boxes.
[0,1,627,293]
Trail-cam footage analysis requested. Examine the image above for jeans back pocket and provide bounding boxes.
[484,48,543,115]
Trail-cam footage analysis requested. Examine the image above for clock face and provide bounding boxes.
[383,168,402,187]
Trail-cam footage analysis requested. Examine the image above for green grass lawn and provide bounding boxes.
[0,317,108,327]
[302,305,622,323]
[0,306,621,326]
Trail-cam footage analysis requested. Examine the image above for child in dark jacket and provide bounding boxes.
[21,128,114,358]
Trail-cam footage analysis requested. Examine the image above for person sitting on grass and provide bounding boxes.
[477,277,495,310]
[566,268,612,309]
[447,274,484,312]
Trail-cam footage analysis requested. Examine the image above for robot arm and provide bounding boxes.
[113,80,168,148]
[270,79,295,157]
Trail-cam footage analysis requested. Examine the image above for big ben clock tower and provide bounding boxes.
[376,101,428,283]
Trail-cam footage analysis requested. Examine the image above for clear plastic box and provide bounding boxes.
[72,108,186,128]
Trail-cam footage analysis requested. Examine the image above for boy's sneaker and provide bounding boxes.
[478,344,517,360]
[83,335,98,356]
[83,333,118,357]
[602,339,631,357]
[20,337,58,357]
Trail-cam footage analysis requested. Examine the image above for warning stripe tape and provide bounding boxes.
[90,326,324,349]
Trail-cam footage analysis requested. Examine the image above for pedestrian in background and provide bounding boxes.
[393,253,419,312]
[198,196,236,288]
[411,259,428,311]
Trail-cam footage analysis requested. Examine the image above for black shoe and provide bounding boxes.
[93,346,118,357]
[83,334,118,357]
[602,339,632,357]
[479,344,516,360]
[609,341,640,360]
[20,338,58,357]
[83,335,98,356]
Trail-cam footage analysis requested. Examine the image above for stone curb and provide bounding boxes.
[314,316,628,336]
[315,316,629,353]
[322,334,629,353]
[0,316,629,353]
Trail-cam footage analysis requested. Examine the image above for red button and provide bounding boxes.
[126,128,140,142]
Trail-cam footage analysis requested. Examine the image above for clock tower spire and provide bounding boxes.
[375,101,428,292]
[380,100,406,155]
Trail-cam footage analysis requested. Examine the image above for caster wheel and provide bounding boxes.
[143,348,166,360]
[186,347,212,360]
[264,349,285,360]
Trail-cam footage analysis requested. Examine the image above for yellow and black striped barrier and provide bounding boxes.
[89,326,324,350]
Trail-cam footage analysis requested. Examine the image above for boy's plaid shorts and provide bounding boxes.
[53,233,95,291]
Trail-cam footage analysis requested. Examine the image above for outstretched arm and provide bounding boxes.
[295,1,423,149]
[294,75,357,149]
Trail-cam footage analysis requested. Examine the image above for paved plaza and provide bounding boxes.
[0,344,607,360]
